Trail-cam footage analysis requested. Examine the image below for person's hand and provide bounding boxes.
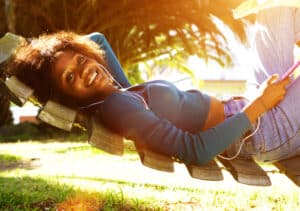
[243,74,290,123]
[256,74,290,111]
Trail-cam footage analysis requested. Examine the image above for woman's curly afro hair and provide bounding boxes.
[6,31,106,107]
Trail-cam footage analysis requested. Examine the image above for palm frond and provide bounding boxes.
[5,0,247,79]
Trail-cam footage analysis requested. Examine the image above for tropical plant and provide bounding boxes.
[7,0,246,71]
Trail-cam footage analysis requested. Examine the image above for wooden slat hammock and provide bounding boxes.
[1,76,300,187]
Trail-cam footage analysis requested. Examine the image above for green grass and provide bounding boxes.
[0,140,299,210]
[0,122,88,143]
[0,176,73,210]
[0,176,159,210]
[0,154,22,163]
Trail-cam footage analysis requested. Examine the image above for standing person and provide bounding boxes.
[233,1,300,161]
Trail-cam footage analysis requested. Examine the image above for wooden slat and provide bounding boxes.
[0,76,34,106]
[38,100,77,132]
[218,157,271,186]
[186,160,223,181]
[135,144,174,172]
[87,117,124,155]
[274,155,300,187]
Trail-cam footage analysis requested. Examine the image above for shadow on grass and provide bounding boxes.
[0,154,40,172]
[56,174,198,193]
[54,140,138,155]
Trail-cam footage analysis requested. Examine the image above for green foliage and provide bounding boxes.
[127,64,145,84]
[0,153,22,164]
[0,122,40,141]
[5,0,246,76]
[0,122,87,142]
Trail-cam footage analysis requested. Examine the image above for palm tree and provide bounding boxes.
[10,0,246,69]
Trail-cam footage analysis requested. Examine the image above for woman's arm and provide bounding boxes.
[99,75,289,165]
[85,32,131,88]
[99,92,252,165]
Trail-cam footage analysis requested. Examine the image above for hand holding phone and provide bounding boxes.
[281,61,300,81]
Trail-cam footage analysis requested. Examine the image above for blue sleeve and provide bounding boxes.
[85,32,131,88]
[100,93,252,165]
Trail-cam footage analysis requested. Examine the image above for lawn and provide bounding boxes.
[0,137,299,210]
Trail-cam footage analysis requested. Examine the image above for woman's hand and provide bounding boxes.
[243,74,290,123]
[257,74,290,110]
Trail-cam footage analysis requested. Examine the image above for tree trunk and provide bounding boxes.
[0,94,13,127]
[0,0,9,37]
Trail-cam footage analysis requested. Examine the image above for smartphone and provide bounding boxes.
[281,61,300,80]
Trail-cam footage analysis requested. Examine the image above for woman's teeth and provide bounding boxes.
[88,71,98,86]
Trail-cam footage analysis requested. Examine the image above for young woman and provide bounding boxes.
[4,31,289,165]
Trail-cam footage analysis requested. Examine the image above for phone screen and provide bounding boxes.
[281,61,300,80]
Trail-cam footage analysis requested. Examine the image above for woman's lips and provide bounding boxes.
[83,65,111,87]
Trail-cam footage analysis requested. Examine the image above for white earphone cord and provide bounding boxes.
[98,63,123,89]
[218,117,261,160]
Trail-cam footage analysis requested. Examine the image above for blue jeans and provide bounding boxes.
[229,7,300,162]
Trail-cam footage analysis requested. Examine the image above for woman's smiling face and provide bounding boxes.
[51,50,117,104]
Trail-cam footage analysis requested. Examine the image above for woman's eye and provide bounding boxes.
[66,72,75,83]
[77,55,86,65]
